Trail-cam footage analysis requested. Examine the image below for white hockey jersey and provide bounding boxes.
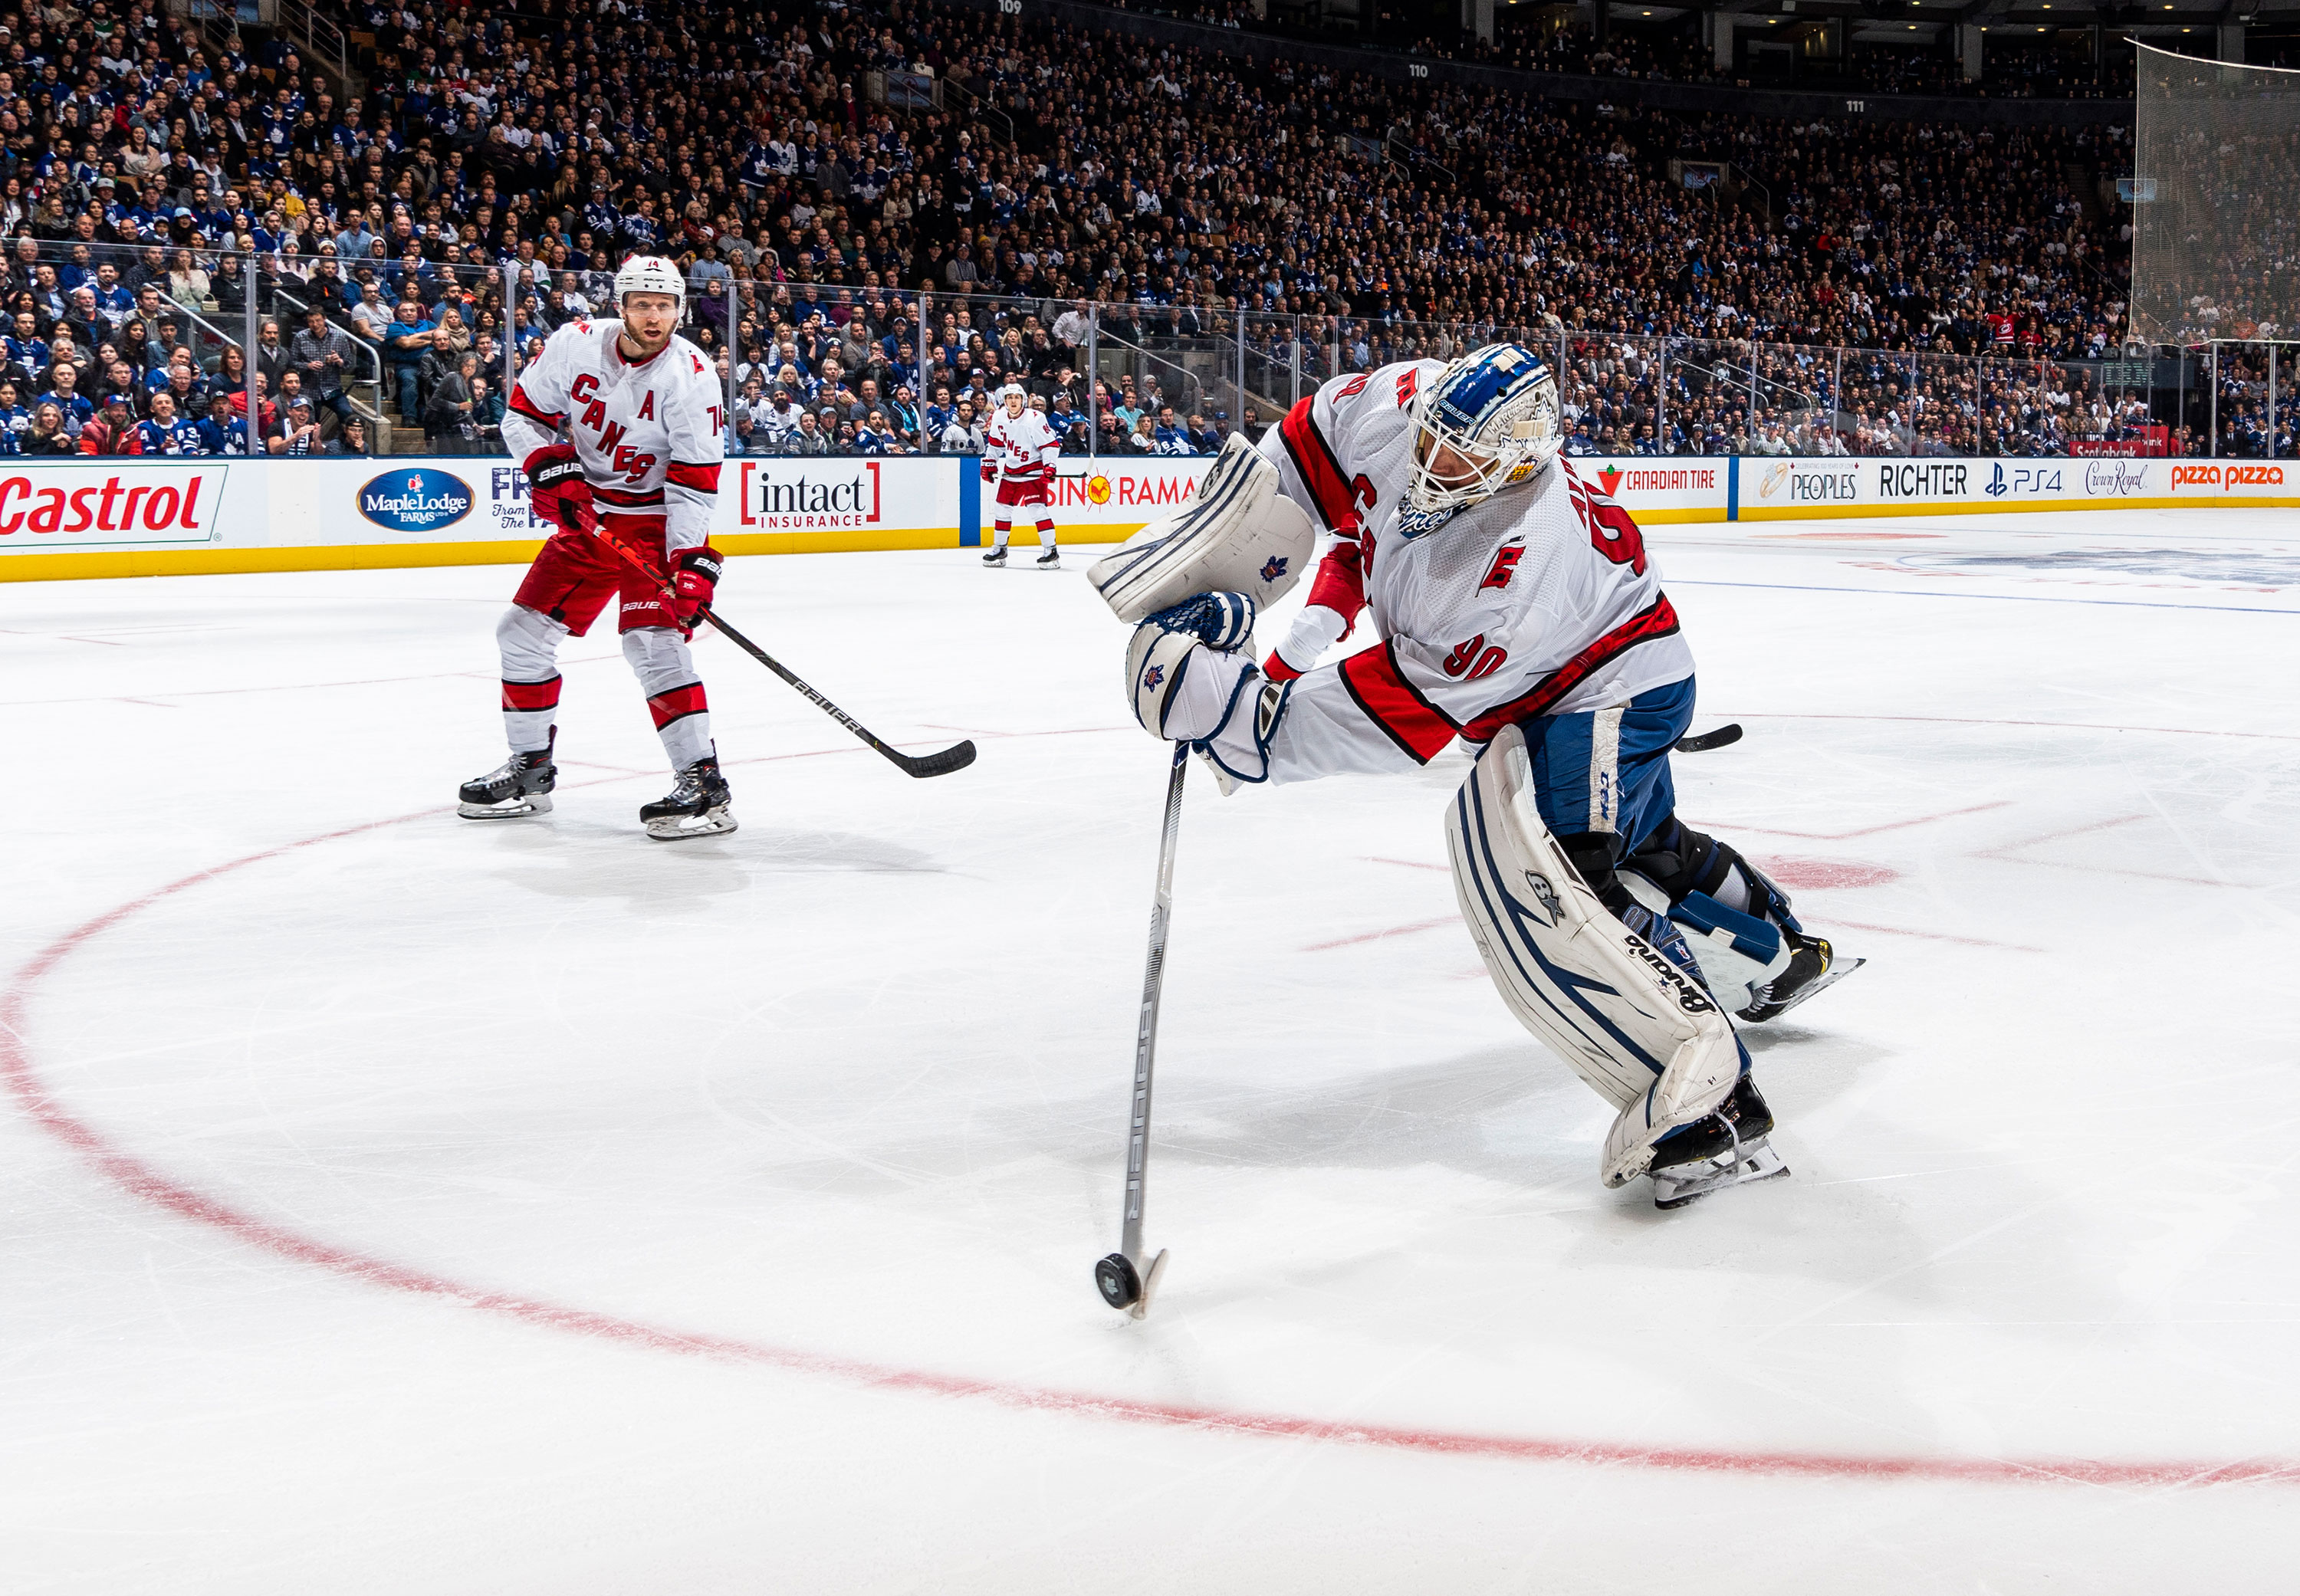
[502,318,725,553]
[1255,361,1695,783]
[983,405,1060,483]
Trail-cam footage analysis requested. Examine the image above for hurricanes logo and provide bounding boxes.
[1260,555,1290,583]
[1086,474,1112,505]
[1596,465,1624,497]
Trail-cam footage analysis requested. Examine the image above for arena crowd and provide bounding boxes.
[0,0,2249,460]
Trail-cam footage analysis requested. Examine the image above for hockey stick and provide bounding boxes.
[1095,741,1185,1318]
[586,526,976,780]
[1674,722,1744,754]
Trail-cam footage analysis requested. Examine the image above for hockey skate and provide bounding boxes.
[641,754,736,840]
[1034,546,1060,568]
[1737,931,1863,1024]
[981,547,1008,566]
[1647,1075,1790,1209]
[457,744,556,819]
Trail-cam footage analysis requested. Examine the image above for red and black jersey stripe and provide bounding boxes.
[1339,640,1461,764]
[594,484,666,508]
[664,459,720,494]
[508,384,564,429]
[1278,397,1356,533]
[1460,595,1682,744]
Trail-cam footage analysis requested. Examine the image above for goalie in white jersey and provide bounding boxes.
[1103,345,1857,1207]
[456,255,735,839]
[980,385,1061,567]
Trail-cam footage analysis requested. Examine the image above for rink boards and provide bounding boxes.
[0,452,2292,581]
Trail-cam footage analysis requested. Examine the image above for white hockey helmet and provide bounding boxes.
[997,383,1027,411]
[1405,343,1561,519]
[614,253,686,315]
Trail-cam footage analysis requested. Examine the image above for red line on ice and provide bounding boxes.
[3,796,2295,1495]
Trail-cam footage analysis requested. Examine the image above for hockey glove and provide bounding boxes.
[980,458,998,484]
[525,443,593,536]
[669,546,723,639]
[1127,592,1260,741]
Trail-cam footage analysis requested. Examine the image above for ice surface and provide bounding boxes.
[2,507,2298,1593]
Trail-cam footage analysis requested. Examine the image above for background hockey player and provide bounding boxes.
[981,385,1060,567]
[458,255,735,840]
[1099,345,1855,1206]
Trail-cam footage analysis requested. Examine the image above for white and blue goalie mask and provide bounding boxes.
[1404,343,1562,525]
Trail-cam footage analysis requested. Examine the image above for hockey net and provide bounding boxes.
[2131,43,2300,346]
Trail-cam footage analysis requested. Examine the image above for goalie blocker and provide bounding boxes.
[1447,724,1785,1198]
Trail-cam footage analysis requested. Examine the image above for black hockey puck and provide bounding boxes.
[1094,1252,1142,1309]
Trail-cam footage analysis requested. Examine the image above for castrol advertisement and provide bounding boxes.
[0,464,225,547]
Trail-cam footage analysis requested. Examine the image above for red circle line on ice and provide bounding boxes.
[4,744,2295,1495]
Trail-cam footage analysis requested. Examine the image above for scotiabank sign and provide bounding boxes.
[736,459,882,529]
[0,465,222,546]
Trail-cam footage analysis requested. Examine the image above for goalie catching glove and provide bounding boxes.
[1126,591,1284,787]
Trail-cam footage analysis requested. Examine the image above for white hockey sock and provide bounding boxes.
[994,520,1011,549]
[1036,519,1056,547]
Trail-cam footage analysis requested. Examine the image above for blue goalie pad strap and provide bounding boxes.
[1670,890,1783,967]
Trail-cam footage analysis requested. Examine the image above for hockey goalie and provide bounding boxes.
[1093,344,1858,1207]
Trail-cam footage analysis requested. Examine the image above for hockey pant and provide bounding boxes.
[497,521,714,771]
[993,474,1054,550]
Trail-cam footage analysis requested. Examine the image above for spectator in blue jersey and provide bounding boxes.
[4,312,49,385]
[136,391,202,455]
[383,297,435,423]
[89,263,134,331]
[1152,405,1191,455]
[40,363,94,429]
[0,383,30,452]
[196,392,248,456]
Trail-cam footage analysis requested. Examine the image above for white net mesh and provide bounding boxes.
[2131,43,2300,346]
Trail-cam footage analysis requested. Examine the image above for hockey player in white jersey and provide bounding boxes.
[456,255,735,839]
[1099,345,1855,1206]
[981,385,1061,567]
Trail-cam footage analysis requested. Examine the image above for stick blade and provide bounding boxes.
[1675,722,1744,754]
[899,740,978,779]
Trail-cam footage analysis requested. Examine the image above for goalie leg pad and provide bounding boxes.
[1446,724,1743,1187]
[1089,432,1315,622]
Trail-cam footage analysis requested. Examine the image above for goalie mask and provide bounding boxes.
[1404,343,1562,524]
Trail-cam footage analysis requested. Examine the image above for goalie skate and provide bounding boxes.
[1738,934,1864,1024]
[1646,1075,1790,1209]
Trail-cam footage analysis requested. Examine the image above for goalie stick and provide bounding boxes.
[1675,722,1743,754]
[1094,741,1184,1319]
[586,527,976,780]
